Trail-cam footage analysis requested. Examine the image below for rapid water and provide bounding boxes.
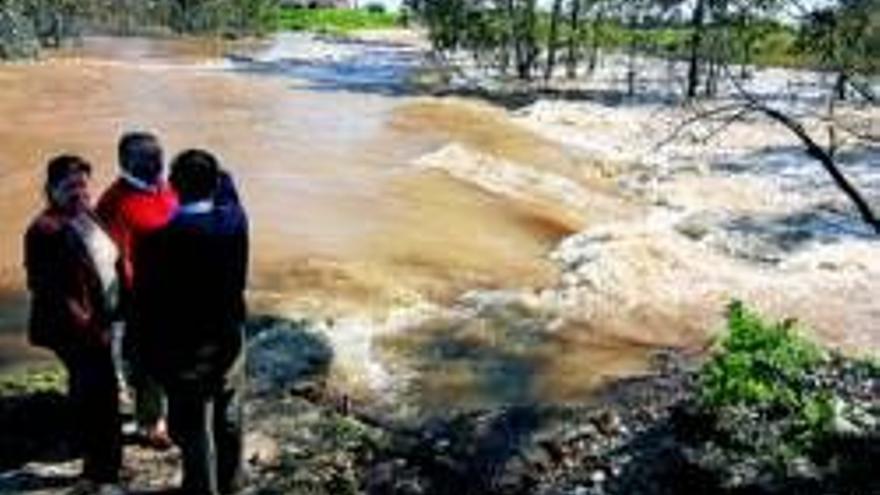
[0,34,579,376]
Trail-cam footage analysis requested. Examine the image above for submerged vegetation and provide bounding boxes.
[408,0,880,98]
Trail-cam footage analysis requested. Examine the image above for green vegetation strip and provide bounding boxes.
[276,8,398,35]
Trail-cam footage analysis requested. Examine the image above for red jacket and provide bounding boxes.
[96,179,178,291]
[24,209,118,352]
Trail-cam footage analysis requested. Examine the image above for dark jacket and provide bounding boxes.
[134,203,248,387]
[24,209,118,352]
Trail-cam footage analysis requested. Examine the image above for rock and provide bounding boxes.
[831,412,863,437]
[829,397,878,441]
[593,411,623,437]
[675,213,715,241]
[785,457,818,480]
[245,432,280,467]
[246,321,333,396]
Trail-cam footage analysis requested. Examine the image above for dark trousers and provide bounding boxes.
[166,358,244,495]
[123,322,166,427]
[57,346,122,483]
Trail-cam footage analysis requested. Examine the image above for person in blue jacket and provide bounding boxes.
[135,149,248,495]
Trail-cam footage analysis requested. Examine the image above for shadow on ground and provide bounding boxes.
[0,314,333,494]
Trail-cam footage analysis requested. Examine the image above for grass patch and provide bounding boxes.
[0,365,65,398]
[276,7,399,35]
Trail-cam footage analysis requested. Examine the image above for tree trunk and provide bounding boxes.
[506,0,518,76]
[544,0,564,81]
[565,0,582,79]
[835,71,848,101]
[514,0,538,80]
[687,0,707,98]
[588,10,602,74]
[739,13,752,80]
[626,17,637,97]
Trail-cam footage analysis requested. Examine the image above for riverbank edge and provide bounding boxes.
[1,313,877,495]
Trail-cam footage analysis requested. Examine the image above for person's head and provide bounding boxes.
[170,149,220,204]
[216,169,241,207]
[118,132,163,186]
[45,154,93,213]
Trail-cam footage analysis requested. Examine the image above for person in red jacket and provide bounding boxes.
[96,131,178,449]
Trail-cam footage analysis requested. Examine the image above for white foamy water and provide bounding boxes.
[507,89,880,355]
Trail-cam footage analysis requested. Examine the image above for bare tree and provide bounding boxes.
[544,0,565,81]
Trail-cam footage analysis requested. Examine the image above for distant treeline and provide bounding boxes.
[0,0,279,57]
[406,0,880,98]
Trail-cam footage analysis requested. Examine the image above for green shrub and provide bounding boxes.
[696,301,838,466]
[364,2,385,15]
[699,300,823,410]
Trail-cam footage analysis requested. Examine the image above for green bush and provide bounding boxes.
[699,301,823,410]
[364,2,385,15]
[697,301,838,463]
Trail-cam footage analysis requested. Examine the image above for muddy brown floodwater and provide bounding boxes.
[0,35,598,379]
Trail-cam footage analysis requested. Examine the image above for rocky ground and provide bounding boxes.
[1,316,877,495]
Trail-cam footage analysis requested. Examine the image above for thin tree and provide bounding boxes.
[545,0,565,81]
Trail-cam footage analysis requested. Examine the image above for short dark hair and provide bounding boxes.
[47,154,92,187]
[170,149,220,203]
[45,154,92,204]
[118,132,163,185]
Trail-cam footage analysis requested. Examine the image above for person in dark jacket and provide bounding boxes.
[24,155,124,494]
[135,149,248,495]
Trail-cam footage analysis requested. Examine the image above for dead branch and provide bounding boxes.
[659,66,880,235]
[653,103,744,151]
[752,103,880,234]
[848,78,878,105]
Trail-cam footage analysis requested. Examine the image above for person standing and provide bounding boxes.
[24,155,124,495]
[136,150,248,495]
[96,131,178,448]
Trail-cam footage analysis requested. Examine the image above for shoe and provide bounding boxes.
[137,420,173,451]
[144,428,173,451]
